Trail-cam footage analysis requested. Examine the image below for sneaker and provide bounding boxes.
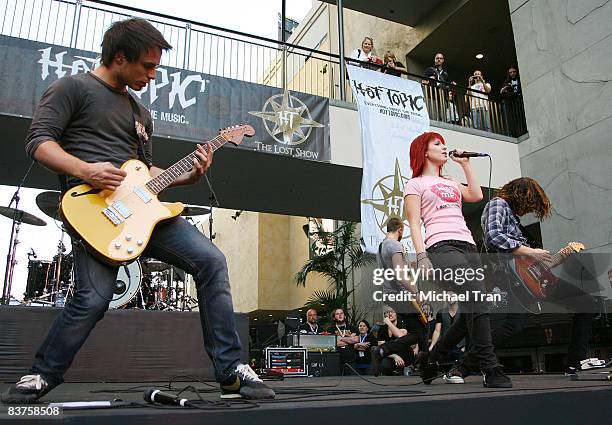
[1,375,52,404]
[417,351,439,385]
[483,367,513,388]
[443,368,465,384]
[564,366,578,376]
[220,364,275,400]
[370,346,383,377]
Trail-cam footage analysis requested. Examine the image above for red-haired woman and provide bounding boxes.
[403,131,512,388]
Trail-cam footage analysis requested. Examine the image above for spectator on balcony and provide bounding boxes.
[500,66,526,137]
[349,37,381,70]
[422,52,454,121]
[468,70,492,132]
[445,90,461,126]
[422,52,453,87]
[381,51,406,77]
[353,320,378,374]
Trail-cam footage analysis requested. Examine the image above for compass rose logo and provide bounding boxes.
[249,89,323,146]
[361,159,411,235]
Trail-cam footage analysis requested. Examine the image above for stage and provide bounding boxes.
[1,374,611,424]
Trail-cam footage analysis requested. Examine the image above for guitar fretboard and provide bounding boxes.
[145,135,227,194]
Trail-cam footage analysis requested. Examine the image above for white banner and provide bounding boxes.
[347,65,430,255]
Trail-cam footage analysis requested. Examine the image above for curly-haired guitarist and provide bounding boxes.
[481,177,596,376]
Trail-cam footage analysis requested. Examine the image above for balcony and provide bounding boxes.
[1,0,527,139]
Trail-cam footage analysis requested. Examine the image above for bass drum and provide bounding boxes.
[109,261,142,309]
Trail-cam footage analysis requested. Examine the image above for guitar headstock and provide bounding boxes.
[563,242,585,256]
[219,124,255,146]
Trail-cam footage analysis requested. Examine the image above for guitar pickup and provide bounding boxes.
[111,201,132,219]
[134,186,152,203]
[102,208,123,225]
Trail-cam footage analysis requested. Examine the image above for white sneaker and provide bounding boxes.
[443,371,465,384]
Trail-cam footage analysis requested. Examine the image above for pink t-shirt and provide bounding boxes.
[403,175,475,248]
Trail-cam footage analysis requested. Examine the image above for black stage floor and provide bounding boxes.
[1,373,611,424]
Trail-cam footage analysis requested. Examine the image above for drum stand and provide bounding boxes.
[2,193,23,305]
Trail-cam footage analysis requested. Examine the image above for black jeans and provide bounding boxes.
[492,279,595,367]
[379,334,418,375]
[398,313,428,353]
[31,217,243,386]
[426,240,499,371]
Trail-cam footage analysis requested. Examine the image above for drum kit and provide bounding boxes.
[1,190,208,311]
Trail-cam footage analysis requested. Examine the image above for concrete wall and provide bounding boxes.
[509,0,612,253]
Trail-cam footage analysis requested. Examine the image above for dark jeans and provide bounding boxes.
[492,279,595,367]
[31,217,242,386]
[426,240,499,371]
[379,334,418,375]
[398,312,428,353]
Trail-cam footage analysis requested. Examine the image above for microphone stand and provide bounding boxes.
[208,193,216,241]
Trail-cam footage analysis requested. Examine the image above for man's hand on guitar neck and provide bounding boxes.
[185,143,213,184]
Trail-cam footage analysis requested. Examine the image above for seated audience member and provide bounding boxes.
[354,320,378,374]
[349,37,381,70]
[421,303,436,343]
[468,70,492,132]
[326,308,359,365]
[371,307,419,376]
[381,51,406,77]
[299,308,320,334]
[429,292,466,384]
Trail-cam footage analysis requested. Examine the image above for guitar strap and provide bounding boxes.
[126,93,153,168]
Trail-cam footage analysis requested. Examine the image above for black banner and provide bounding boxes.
[0,35,330,162]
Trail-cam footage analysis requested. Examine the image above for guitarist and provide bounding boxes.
[2,18,274,404]
[375,217,428,354]
[481,177,596,375]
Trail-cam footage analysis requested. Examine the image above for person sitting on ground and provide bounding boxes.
[429,291,467,384]
[353,320,378,374]
[381,51,406,77]
[299,308,320,334]
[371,307,420,376]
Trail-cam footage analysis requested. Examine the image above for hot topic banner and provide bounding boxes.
[347,65,429,255]
[0,36,330,162]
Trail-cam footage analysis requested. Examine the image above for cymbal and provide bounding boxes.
[36,191,61,219]
[181,205,210,216]
[143,260,170,272]
[0,206,46,226]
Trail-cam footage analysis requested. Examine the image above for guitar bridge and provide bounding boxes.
[102,208,123,225]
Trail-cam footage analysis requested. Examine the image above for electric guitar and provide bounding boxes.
[60,124,254,265]
[509,242,585,300]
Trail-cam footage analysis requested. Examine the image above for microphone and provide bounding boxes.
[29,249,37,259]
[449,149,489,158]
[143,388,192,407]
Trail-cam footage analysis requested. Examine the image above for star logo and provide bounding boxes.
[249,89,323,146]
[361,159,411,235]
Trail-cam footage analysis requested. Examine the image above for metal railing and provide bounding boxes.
[0,0,527,137]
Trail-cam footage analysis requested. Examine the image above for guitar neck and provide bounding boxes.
[145,135,228,194]
[543,247,568,269]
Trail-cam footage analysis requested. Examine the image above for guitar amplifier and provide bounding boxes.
[287,334,337,352]
[264,347,308,377]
